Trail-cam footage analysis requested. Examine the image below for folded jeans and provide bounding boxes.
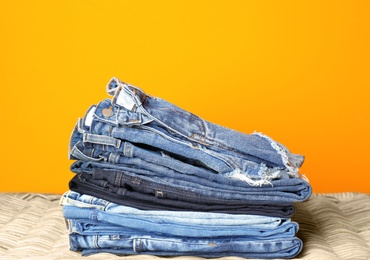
[69,77,305,186]
[71,159,311,204]
[68,233,303,259]
[68,171,296,216]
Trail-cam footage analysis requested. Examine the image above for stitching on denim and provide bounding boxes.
[117,172,123,188]
[122,174,231,202]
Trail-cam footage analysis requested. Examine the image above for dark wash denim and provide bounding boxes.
[70,159,311,204]
[69,161,299,216]
[69,172,295,217]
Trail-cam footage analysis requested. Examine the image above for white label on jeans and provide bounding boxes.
[85,106,96,127]
[116,89,136,110]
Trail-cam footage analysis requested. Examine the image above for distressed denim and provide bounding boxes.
[68,76,306,185]
[70,130,311,200]
[61,77,310,259]
[68,233,303,258]
[107,77,304,170]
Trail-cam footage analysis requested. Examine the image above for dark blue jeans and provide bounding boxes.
[68,170,295,217]
[71,159,311,204]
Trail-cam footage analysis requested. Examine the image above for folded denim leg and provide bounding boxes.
[70,156,312,203]
[61,191,293,228]
[63,205,298,238]
[68,233,303,259]
[107,78,304,171]
[70,88,305,185]
[63,77,311,259]
[68,173,295,216]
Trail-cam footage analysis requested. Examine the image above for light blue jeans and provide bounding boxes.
[68,233,303,258]
[61,191,298,238]
[61,191,302,258]
[61,191,293,228]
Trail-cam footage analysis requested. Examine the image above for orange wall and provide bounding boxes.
[1,1,369,194]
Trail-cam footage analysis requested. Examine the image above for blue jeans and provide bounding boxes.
[70,159,311,204]
[61,192,300,258]
[62,205,298,238]
[68,172,296,216]
[68,233,303,258]
[69,76,305,186]
[107,77,304,170]
[60,191,294,228]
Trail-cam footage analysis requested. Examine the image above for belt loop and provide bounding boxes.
[83,133,121,148]
[70,146,103,162]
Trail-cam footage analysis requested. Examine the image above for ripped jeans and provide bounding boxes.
[69,77,305,185]
[69,157,311,206]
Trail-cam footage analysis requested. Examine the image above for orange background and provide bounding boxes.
[1,1,369,194]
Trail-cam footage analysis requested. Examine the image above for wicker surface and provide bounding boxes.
[0,192,369,260]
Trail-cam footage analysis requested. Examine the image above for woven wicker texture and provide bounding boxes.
[0,193,369,260]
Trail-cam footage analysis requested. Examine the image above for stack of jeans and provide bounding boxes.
[60,77,312,258]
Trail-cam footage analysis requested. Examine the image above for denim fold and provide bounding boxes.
[68,172,295,216]
[69,233,303,259]
[61,191,295,229]
[60,77,312,259]
[70,158,311,204]
[69,77,307,186]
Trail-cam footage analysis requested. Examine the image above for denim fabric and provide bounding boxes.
[71,164,301,207]
[68,77,306,186]
[65,218,290,237]
[68,173,295,216]
[63,205,298,238]
[61,77,311,259]
[60,191,292,228]
[69,234,303,259]
[106,77,304,173]
[70,159,311,204]
[70,134,311,200]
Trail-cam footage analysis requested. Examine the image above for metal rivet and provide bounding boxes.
[102,108,114,118]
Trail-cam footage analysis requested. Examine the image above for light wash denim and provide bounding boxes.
[62,198,301,258]
[68,233,303,258]
[62,204,298,238]
[64,214,297,238]
[68,76,306,186]
[60,191,293,228]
